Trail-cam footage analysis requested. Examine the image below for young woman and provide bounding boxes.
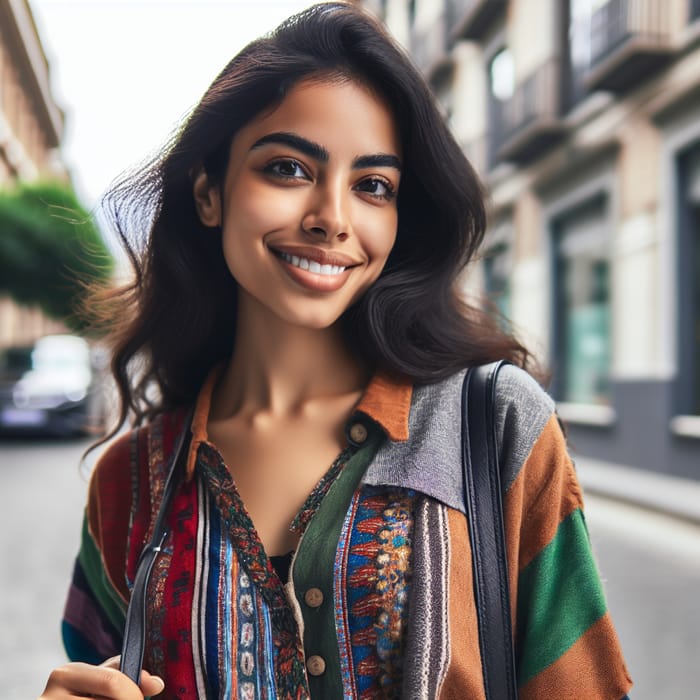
[40,3,632,699]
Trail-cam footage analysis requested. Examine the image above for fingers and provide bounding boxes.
[98,656,165,697]
[39,661,165,699]
[40,662,141,699]
[139,671,165,697]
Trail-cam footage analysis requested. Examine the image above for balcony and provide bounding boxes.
[446,0,507,43]
[491,58,566,165]
[584,0,674,92]
[411,15,453,85]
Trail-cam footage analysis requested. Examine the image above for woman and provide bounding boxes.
[40,3,632,699]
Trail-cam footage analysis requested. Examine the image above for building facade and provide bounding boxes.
[364,0,700,480]
[0,0,67,346]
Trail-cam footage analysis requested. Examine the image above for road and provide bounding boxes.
[0,436,92,700]
[584,494,700,699]
[1,439,698,699]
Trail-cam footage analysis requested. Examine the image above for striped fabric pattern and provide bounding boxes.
[61,367,632,699]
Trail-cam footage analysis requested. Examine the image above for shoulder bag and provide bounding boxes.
[119,409,193,684]
[461,361,519,699]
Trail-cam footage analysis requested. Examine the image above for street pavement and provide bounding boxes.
[0,436,91,700]
[584,494,700,699]
[1,438,698,699]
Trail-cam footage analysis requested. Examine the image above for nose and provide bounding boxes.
[302,180,350,242]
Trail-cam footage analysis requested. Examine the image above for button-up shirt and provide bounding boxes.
[62,366,632,699]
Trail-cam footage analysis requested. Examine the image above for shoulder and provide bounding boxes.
[364,364,559,511]
[89,410,186,492]
[411,363,554,436]
[486,364,562,492]
[86,427,143,539]
[412,364,562,496]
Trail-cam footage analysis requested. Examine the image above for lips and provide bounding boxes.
[278,252,346,276]
[269,245,359,268]
[269,244,359,292]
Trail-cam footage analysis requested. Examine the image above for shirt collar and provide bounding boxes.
[184,366,412,481]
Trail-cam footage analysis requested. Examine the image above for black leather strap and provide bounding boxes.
[119,408,193,683]
[462,361,518,699]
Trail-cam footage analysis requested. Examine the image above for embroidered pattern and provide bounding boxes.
[198,443,308,699]
[336,486,415,699]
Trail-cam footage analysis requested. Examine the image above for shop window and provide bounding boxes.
[677,146,700,416]
[553,196,611,406]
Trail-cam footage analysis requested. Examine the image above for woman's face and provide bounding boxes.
[194,77,402,330]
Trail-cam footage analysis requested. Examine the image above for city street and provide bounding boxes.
[1,439,698,699]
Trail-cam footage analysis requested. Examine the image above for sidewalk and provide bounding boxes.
[573,455,700,527]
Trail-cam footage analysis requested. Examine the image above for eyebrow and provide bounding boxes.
[250,131,402,171]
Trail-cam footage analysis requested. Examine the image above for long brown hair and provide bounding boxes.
[93,2,534,436]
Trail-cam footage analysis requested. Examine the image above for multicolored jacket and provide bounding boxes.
[62,365,632,698]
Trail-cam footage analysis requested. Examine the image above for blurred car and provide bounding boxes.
[0,334,108,437]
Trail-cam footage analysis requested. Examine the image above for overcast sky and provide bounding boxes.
[29,0,314,208]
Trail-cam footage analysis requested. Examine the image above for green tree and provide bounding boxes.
[0,181,113,332]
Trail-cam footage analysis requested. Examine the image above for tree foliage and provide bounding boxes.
[0,181,114,331]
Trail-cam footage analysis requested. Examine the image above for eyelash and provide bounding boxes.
[356,177,397,201]
[262,158,397,202]
[263,158,308,180]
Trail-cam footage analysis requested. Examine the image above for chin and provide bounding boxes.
[282,308,345,331]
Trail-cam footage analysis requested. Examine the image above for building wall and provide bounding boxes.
[364,0,700,480]
[0,0,68,347]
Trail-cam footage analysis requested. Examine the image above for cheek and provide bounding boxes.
[364,212,398,267]
[228,185,288,233]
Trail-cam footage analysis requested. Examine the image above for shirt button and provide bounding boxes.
[306,655,326,676]
[304,587,324,608]
[348,422,368,444]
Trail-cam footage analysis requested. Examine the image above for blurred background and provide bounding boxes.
[0,0,698,698]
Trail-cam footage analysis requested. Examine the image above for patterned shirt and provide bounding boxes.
[62,366,632,699]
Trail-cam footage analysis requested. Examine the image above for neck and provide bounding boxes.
[211,292,368,419]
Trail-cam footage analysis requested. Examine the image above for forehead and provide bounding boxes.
[235,78,402,158]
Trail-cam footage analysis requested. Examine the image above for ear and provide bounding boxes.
[192,168,222,227]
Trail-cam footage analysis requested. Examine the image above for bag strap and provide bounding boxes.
[461,361,518,699]
[119,408,193,684]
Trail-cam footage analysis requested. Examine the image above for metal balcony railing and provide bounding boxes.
[584,0,673,91]
[446,0,507,43]
[411,14,452,84]
[490,57,566,164]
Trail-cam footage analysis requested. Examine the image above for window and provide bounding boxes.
[692,0,700,23]
[483,240,512,324]
[489,48,514,101]
[553,196,611,406]
[677,145,700,416]
[567,0,609,105]
[487,47,514,167]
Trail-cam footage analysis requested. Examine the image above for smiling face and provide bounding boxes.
[193,77,402,331]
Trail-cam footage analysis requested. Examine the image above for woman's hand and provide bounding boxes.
[38,656,165,699]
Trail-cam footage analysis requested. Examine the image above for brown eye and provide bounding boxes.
[265,159,307,179]
[356,177,396,200]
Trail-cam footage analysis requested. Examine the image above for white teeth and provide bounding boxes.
[279,252,346,275]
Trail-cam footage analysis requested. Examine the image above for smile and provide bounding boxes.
[278,252,346,276]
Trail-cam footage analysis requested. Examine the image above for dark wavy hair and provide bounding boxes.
[95,1,533,432]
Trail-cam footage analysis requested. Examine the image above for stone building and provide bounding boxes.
[364,0,700,480]
[0,0,67,346]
